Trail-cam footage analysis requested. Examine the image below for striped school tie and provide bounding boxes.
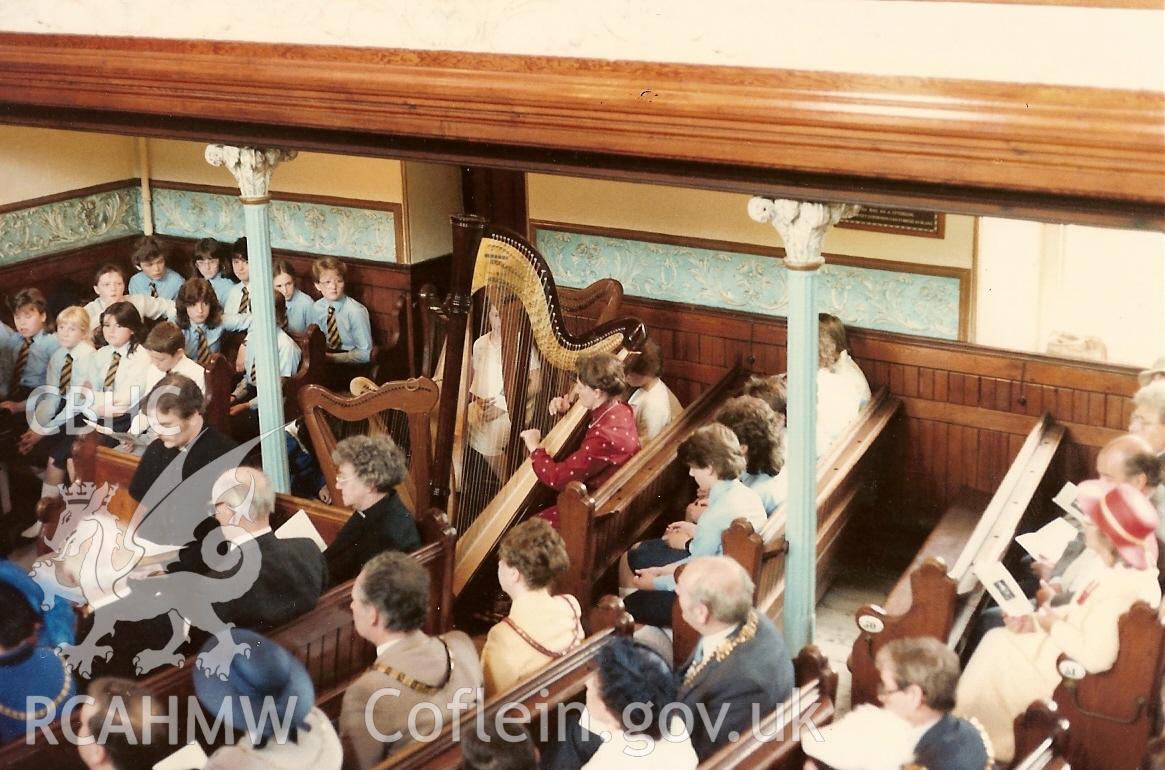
[104,351,121,390]
[59,353,73,390]
[238,286,250,314]
[196,328,210,365]
[326,306,341,351]
[150,282,159,298]
[11,337,31,388]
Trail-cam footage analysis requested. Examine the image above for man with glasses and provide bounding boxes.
[804,637,990,770]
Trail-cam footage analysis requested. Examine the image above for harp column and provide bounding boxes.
[205,145,298,493]
[749,197,859,651]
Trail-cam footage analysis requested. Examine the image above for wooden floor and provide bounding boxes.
[811,525,925,713]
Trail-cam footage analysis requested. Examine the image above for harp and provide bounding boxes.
[298,377,440,516]
[433,215,645,596]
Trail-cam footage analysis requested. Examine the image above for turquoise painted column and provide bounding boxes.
[748,197,860,652]
[205,145,298,493]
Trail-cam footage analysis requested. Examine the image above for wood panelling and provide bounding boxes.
[586,292,1141,528]
[0,34,1161,227]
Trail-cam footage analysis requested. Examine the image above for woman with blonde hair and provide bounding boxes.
[481,518,584,696]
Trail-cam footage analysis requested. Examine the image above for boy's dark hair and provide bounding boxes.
[231,237,248,261]
[92,263,127,287]
[143,321,185,356]
[0,582,38,648]
[150,373,205,419]
[11,287,48,316]
[131,235,169,268]
[461,720,536,770]
[176,277,224,329]
[596,638,677,740]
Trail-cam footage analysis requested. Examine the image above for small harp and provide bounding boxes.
[433,215,645,595]
[298,377,440,516]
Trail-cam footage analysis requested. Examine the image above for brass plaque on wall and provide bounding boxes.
[838,208,945,238]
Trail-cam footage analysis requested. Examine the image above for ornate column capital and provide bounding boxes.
[748,197,860,269]
[204,145,298,200]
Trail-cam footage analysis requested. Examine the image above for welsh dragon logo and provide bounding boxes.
[28,432,273,680]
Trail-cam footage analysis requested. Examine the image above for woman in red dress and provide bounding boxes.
[520,352,640,527]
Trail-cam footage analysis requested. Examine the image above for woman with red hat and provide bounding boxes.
[954,480,1162,763]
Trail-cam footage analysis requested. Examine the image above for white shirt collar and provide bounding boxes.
[907,714,942,750]
[698,624,737,659]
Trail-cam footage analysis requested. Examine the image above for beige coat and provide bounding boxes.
[339,630,482,769]
[481,590,583,697]
[956,562,1160,761]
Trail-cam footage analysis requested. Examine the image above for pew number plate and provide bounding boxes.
[1058,659,1086,680]
[857,615,885,634]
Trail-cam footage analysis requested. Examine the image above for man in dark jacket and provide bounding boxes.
[675,555,795,760]
[325,434,420,587]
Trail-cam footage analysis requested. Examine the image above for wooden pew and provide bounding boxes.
[669,387,903,666]
[557,363,752,615]
[0,506,457,770]
[848,414,1066,707]
[1050,601,1165,770]
[699,646,838,770]
[200,352,234,433]
[383,595,636,770]
[1011,700,1070,770]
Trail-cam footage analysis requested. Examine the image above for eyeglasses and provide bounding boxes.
[877,680,906,697]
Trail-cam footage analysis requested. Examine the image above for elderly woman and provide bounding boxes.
[540,637,697,769]
[817,313,871,455]
[618,423,766,626]
[717,395,786,515]
[521,352,640,527]
[324,434,420,587]
[481,518,584,696]
[195,630,342,769]
[955,480,1162,761]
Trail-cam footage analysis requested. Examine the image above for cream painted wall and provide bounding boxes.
[402,162,462,263]
[528,174,973,269]
[977,219,1165,367]
[1,1,1160,90]
[0,126,135,206]
[146,139,404,202]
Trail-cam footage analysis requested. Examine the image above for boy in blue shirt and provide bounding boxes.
[310,256,373,365]
[127,236,184,301]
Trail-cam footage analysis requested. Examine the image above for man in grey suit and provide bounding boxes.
[675,556,795,760]
[340,551,482,769]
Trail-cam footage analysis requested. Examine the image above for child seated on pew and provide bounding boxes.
[818,313,871,456]
[191,236,237,306]
[18,306,96,468]
[230,292,301,440]
[618,423,766,627]
[121,321,208,448]
[0,288,60,449]
[273,258,315,334]
[84,263,175,334]
[625,338,682,443]
[223,237,253,315]
[127,235,183,301]
[176,277,250,366]
[310,256,373,366]
[716,395,787,515]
